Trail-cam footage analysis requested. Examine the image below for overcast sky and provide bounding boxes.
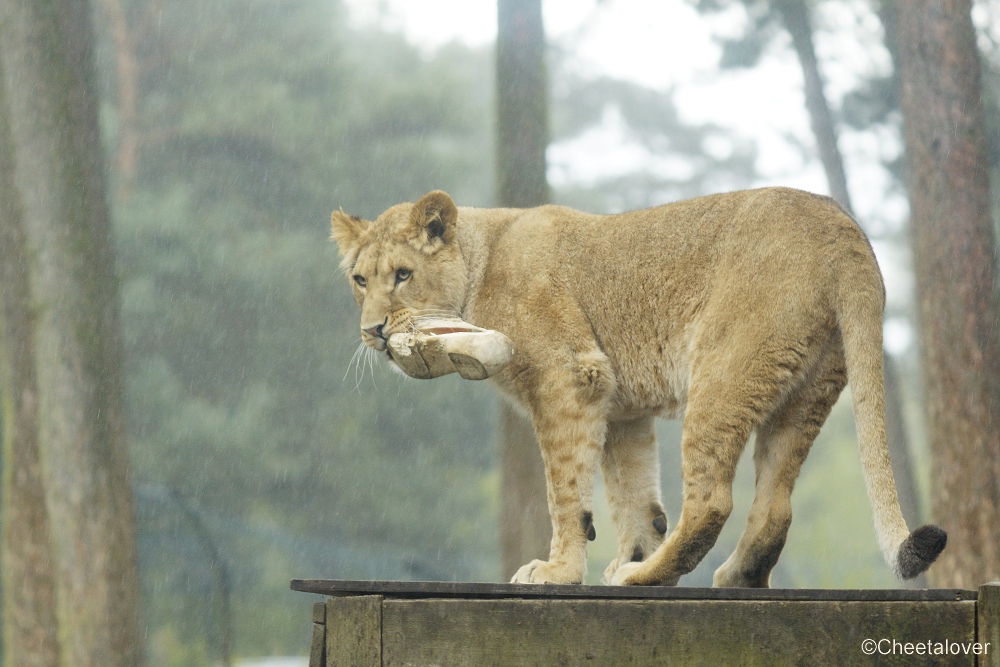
[342,0,897,217]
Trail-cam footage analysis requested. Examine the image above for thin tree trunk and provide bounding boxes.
[496,0,550,207]
[775,0,925,583]
[0,0,147,664]
[498,402,551,578]
[0,55,61,667]
[895,0,1000,587]
[773,0,851,208]
[169,490,232,667]
[495,0,551,579]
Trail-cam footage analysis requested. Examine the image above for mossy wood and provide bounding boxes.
[297,580,999,666]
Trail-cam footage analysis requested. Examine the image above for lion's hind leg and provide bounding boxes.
[599,416,668,584]
[611,324,828,586]
[713,345,847,588]
[609,385,760,586]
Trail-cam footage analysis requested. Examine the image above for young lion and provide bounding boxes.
[331,187,946,587]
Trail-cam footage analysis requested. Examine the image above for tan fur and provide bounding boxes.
[332,187,931,586]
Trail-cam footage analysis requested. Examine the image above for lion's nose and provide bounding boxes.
[363,323,385,339]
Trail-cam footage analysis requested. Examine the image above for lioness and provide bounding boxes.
[331,187,946,587]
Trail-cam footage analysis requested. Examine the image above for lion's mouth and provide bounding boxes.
[361,334,388,352]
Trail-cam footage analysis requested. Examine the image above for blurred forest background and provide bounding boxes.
[3,0,1000,665]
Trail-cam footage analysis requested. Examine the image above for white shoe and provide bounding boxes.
[387,318,514,380]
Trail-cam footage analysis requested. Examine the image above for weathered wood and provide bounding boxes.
[291,578,977,602]
[309,624,325,667]
[980,582,1000,667]
[381,598,976,667]
[313,601,327,624]
[326,595,381,667]
[309,602,326,667]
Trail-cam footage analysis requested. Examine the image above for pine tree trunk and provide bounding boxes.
[496,0,550,208]
[0,55,61,667]
[774,0,851,208]
[495,0,551,579]
[0,0,146,663]
[895,0,1000,587]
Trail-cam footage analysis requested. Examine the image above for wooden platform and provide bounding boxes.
[293,579,1000,666]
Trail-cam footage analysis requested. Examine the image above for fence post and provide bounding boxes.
[326,595,382,667]
[309,601,326,667]
[980,582,1000,666]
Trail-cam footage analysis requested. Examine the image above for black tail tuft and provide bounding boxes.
[896,525,947,580]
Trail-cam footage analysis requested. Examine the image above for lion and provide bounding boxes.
[330,187,946,587]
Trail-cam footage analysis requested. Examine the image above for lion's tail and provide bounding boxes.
[835,270,946,580]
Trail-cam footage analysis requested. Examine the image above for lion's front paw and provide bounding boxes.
[510,559,583,584]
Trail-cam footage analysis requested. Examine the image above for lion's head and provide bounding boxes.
[330,191,468,354]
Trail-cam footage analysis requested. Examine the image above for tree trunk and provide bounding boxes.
[498,402,551,578]
[0,55,61,667]
[895,0,1000,587]
[496,0,550,207]
[495,0,551,579]
[773,0,851,208]
[775,0,926,585]
[0,0,147,664]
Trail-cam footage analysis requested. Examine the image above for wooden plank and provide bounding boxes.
[382,598,976,667]
[291,578,978,602]
[309,602,326,667]
[309,624,325,667]
[326,595,381,667]
[980,582,1000,667]
[313,600,327,624]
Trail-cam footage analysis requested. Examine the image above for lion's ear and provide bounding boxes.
[408,191,457,253]
[330,209,369,255]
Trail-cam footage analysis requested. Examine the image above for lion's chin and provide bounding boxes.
[359,334,387,352]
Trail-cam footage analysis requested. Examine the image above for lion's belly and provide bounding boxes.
[605,347,688,422]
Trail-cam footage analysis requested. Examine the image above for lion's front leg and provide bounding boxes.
[509,413,604,584]
[510,353,613,585]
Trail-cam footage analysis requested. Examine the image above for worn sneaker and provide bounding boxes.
[387,318,514,380]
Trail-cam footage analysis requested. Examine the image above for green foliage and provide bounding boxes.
[97,0,500,658]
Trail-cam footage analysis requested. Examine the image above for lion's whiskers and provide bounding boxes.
[354,343,366,391]
[365,345,378,390]
[344,341,365,384]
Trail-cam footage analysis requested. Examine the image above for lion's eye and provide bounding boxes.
[395,268,412,283]
[353,275,367,288]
